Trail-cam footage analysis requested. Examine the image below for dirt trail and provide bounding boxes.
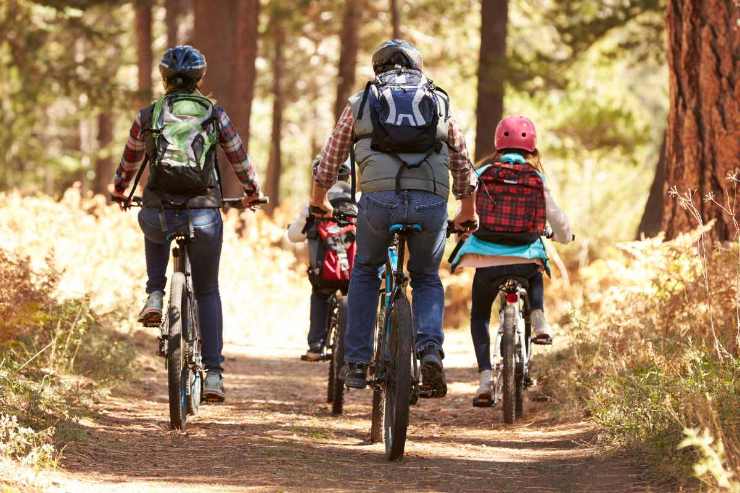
[23,332,667,492]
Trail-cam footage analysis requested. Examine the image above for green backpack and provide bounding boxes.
[147,92,220,196]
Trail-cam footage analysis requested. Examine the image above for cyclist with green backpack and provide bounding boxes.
[311,40,478,396]
[111,45,264,402]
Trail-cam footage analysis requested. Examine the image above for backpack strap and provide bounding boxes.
[126,154,150,205]
[349,144,357,203]
[434,87,450,119]
[356,81,375,121]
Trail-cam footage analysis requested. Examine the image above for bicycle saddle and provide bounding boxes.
[389,223,423,234]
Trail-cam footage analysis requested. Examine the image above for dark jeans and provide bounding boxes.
[308,289,331,349]
[345,191,448,364]
[138,208,225,372]
[470,263,544,371]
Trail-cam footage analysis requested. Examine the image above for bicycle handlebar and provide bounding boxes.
[111,195,269,211]
[446,220,478,238]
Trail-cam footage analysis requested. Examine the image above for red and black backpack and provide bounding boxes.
[306,198,358,293]
[475,159,546,245]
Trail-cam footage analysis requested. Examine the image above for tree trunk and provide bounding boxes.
[474,0,508,163]
[265,13,285,215]
[165,0,182,47]
[135,0,153,107]
[232,0,260,149]
[662,0,739,240]
[390,0,401,39]
[93,112,114,196]
[193,0,242,198]
[334,0,361,121]
[637,133,667,238]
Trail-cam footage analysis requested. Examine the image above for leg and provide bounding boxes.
[470,268,499,372]
[344,192,395,365]
[138,208,171,294]
[307,289,331,348]
[186,209,224,373]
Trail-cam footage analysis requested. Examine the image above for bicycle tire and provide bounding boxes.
[370,389,384,443]
[370,294,386,444]
[167,273,189,430]
[326,295,338,404]
[502,304,516,425]
[331,296,347,415]
[515,362,525,419]
[384,293,413,461]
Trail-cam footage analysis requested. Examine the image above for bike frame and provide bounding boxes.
[494,280,531,386]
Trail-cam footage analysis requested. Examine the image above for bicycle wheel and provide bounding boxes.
[167,273,189,430]
[515,361,525,419]
[383,293,413,461]
[186,295,201,416]
[326,295,338,404]
[501,304,516,425]
[370,294,386,444]
[331,296,347,415]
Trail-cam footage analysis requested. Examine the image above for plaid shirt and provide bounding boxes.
[114,103,260,195]
[313,104,477,199]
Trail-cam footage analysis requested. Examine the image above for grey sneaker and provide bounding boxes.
[138,290,164,326]
[530,309,553,345]
[473,369,494,407]
[203,371,225,402]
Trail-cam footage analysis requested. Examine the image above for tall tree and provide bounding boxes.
[474,0,508,162]
[390,0,400,38]
[194,0,259,197]
[134,0,153,107]
[93,113,113,195]
[662,0,738,240]
[165,0,182,47]
[265,8,286,214]
[636,133,666,238]
[334,0,361,120]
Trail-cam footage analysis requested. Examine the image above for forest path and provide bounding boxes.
[37,331,665,492]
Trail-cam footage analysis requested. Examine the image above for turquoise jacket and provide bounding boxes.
[450,153,550,273]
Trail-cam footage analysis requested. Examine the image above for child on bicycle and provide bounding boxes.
[287,159,357,361]
[111,45,264,402]
[450,115,572,407]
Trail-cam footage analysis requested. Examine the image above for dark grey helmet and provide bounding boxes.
[371,39,423,74]
[159,45,207,82]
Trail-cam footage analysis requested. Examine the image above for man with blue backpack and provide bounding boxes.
[310,40,478,397]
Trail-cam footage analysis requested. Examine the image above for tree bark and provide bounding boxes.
[165,0,181,47]
[637,132,666,238]
[193,0,243,197]
[662,0,739,240]
[265,12,285,214]
[474,0,508,162]
[390,0,401,39]
[94,112,114,196]
[135,0,153,107]
[232,0,260,149]
[334,0,361,121]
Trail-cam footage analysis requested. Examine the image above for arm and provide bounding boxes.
[216,107,261,196]
[310,104,355,214]
[112,112,147,196]
[286,205,310,243]
[446,117,479,227]
[545,184,573,243]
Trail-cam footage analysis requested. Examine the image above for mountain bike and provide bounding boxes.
[305,208,357,417]
[120,195,267,430]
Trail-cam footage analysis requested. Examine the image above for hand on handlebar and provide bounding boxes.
[308,200,333,218]
[110,190,130,209]
[241,192,269,210]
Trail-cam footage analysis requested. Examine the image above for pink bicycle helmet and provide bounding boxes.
[495,115,537,152]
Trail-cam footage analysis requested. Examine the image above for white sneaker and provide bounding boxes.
[473,369,493,407]
[530,309,553,345]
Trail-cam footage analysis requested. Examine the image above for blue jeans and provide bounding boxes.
[470,264,544,371]
[344,191,448,364]
[138,208,225,372]
[307,289,331,349]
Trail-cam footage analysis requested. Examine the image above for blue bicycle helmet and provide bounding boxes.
[371,39,423,74]
[159,45,207,82]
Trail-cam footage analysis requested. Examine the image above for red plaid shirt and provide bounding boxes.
[114,102,260,194]
[314,104,476,199]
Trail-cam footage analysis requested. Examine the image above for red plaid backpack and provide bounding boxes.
[475,157,546,245]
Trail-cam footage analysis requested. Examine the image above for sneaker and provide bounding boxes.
[473,369,494,407]
[420,346,447,398]
[300,344,323,362]
[138,290,164,326]
[530,309,553,345]
[203,370,225,402]
[342,362,368,389]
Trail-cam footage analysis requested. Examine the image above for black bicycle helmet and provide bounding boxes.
[371,39,423,74]
[159,45,207,82]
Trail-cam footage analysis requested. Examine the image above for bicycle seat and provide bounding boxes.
[491,276,530,292]
[389,223,422,234]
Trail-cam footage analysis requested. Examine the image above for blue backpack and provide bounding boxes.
[357,69,449,155]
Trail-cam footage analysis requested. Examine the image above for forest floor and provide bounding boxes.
[5,331,674,493]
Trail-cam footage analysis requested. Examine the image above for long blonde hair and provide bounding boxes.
[478,149,544,174]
